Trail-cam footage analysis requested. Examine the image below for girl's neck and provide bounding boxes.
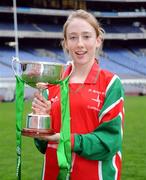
[69,60,94,83]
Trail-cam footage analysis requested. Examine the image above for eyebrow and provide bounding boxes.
[68,31,92,35]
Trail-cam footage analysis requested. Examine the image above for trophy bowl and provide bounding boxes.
[12,57,68,137]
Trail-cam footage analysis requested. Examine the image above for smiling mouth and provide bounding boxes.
[75,51,87,55]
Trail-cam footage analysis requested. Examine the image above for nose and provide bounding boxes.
[77,36,84,47]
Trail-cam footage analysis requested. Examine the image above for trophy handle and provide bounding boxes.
[12,56,20,76]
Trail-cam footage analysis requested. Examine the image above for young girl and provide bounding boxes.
[32,9,124,180]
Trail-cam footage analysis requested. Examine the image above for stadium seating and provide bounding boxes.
[1,45,145,79]
[0,63,13,77]
[99,55,142,76]
[104,47,146,76]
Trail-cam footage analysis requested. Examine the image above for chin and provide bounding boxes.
[76,60,90,66]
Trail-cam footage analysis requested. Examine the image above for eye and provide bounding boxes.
[69,36,77,40]
[83,35,91,39]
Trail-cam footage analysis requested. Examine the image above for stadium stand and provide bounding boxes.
[0,0,146,101]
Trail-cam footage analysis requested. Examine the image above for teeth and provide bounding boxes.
[76,52,86,55]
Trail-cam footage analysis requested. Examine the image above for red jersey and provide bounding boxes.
[36,60,124,180]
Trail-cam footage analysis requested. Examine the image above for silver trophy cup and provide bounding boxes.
[12,57,68,137]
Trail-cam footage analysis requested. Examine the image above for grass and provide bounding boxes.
[0,101,43,180]
[0,96,146,179]
[122,96,146,180]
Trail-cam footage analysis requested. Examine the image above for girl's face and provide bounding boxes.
[65,18,101,66]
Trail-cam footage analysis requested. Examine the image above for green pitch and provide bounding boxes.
[0,96,146,179]
[122,96,146,180]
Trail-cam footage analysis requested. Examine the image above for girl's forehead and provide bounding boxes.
[66,18,95,34]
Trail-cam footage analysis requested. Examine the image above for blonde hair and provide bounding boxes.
[62,9,105,50]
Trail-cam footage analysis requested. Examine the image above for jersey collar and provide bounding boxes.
[63,60,100,84]
[84,60,100,84]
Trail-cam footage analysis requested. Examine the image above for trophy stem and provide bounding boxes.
[39,88,43,95]
[36,82,49,99]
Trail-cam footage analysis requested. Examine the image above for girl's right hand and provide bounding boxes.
[32,91,51,115]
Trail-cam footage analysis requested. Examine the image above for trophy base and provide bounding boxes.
[22,128,55,137]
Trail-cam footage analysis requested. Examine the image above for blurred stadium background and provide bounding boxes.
[0,0,146,101]
[0,1,146,180]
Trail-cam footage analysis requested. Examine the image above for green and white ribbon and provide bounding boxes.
[15,76,72,179]
[15,76,24,180]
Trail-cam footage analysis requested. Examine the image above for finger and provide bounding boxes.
[33,97,45,107]
[46,133,60,142]
[36,133,60,142]
[34,92,44,101]
[32,105,49,115]
[34,91,47,101]
[34,93,50,107]
[33,97,51,110]
[32,106,42,114]
[32,100,51,114]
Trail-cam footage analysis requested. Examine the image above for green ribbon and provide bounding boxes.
[15,76,24,180]
[57,77,72,180]
[15,75,72,180]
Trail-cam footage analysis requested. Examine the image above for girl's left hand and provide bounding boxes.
[33,133,60,143]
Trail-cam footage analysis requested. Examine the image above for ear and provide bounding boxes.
[96,36,102,48]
